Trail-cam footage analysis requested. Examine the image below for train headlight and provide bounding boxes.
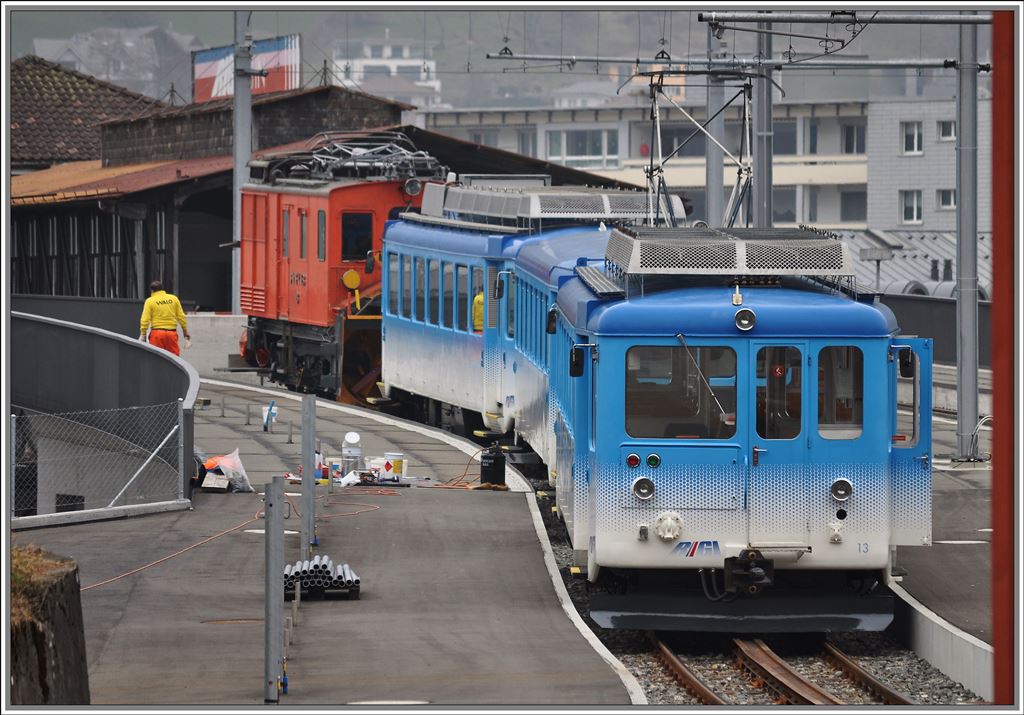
[403,178,423,196]
[830,478,853,502]
[631,477,655,500]
[735,308,756,331]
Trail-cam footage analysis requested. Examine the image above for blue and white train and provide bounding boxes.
[380,178,932,632]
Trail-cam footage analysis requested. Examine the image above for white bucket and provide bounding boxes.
[382,452,404,482]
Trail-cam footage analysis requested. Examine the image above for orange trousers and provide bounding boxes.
[148,329,180,355]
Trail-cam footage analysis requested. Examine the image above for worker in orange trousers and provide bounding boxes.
[139,280,190,356]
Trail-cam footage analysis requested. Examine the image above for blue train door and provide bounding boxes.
[482,264,504,415]
[890,338,932,545]
[746,342,810,547]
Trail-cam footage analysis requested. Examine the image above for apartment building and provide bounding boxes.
[333,28,442,107]
[417,72,990,232]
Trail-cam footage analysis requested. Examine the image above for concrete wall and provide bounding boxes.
[12,295,141,336]
[867,97,992,231]
[881,294,991,368]
[10,553,90,704]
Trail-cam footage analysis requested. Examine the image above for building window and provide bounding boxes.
[685,188,706,222]
[807,119,819,155]
[772,186,797,223]
[517,130,537,157]
[806,186,818,222]
[369,44,384,58]
[900,190,923,224]
[938,120,956,141]
[470,130,498,147]
[545,129,619,169]
[661,126,706,157]
[841,123,865,154]
[840,190,867,222]
[774,120,797,155]
[901,121,923,154]
[341,212,373,261]
[937,189,957,210]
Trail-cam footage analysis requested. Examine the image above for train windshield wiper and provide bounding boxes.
[675,333,727,421]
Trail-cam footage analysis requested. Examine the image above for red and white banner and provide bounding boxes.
[193,34,300,102]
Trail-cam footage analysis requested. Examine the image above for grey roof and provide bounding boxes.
[838,229,992,298]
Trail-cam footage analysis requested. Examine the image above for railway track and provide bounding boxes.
[655,635,916,705]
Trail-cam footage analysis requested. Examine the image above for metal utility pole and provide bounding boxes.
[232,12,253,316]
[955,12,979,460]
[263,475,284,703]
[705,26,725,227]
[752,16,773,227]
[301,394,316,557]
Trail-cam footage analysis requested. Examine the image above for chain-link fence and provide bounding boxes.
[11,401,183,520]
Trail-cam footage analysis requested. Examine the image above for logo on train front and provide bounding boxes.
[672,540,721,557]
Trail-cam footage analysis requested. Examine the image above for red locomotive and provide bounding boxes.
[238,132,447,402]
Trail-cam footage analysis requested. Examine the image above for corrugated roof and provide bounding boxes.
[10,55,167,165]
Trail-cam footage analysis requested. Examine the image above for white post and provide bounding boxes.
[264,475,284,702]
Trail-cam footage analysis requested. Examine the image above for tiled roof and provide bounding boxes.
[10,55,167,165]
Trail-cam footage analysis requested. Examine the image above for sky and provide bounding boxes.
[6,6,996,106]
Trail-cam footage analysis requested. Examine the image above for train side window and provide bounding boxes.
[817,346,863,439]
[625,346,736,439]
[401,255,411,318]
[506,274,516,338]
[413,257,425,321]
[471,266,484,333]
[894,349,920,448]
[299,211,307,259]
[386,253,398,315]
[442,262,454,328]
[756,346,802,439]
[427,259,439,325]
[341,212,373,261]
[456,265,468,332]
[316,210,326,262]
[282,208,290,257]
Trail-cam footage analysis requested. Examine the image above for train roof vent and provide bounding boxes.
[438,185,684,224]
[606,226,854,278]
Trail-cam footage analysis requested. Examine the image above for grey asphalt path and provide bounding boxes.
[13,381,631,706]
[896,414,993,643]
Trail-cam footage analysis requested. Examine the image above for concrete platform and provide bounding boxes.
[12,380,634,706]
[897,412,993,645]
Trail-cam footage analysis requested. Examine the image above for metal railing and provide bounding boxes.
[11,312,198,527]
[12,401,186,521]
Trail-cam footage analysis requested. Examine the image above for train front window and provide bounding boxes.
[756,346,802,440]
[341,213,373,261]
[818,346,863,439]
[625,346,736,439]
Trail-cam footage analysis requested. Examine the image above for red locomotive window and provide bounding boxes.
[299,211,307,259]
[341,212,373,261]
[317,210,326,262]
[282,208,290,257]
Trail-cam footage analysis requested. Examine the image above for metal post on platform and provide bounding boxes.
[301,395,316,555]
[220,396,225,418]
[177,398,185,500]
[955,10,980,460]
[10,414,17,519]
[287,420,293,445]
[263,475,283,703]
[246,403,251,426]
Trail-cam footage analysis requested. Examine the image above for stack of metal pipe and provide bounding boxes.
[283,555,360,592]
